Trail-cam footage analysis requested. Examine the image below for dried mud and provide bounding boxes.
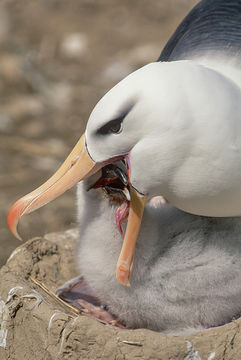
[1,230,241,360]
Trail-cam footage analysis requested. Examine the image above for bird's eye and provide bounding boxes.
[97,117,123,135]
[96,100,136,136]
[109,119,122,134]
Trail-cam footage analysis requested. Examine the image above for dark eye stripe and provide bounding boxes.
[96,99,136,136]
[97,116,124,135]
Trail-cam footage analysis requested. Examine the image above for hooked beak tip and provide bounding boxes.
[7,133,100,240]
[8,200,23,241]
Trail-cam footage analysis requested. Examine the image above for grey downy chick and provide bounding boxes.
[76,166,241,335]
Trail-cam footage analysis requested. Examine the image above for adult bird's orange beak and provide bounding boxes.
[8,133,147,287]
[8,134,102,240]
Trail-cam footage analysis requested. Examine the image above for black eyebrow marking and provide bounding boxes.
[96,100,136,136]
[97,116,124,135]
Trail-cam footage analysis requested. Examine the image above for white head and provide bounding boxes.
[86,60,239,199]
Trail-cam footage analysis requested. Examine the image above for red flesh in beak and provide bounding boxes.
[115,201,130,238]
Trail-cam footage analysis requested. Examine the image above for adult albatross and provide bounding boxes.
[8,0,241,287]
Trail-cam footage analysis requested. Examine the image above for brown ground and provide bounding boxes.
[0,0,198,266]
[1,229,240,359]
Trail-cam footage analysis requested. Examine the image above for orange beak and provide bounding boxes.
[8,133,147,287]
[116,187,146,286]
[8,134,102,240]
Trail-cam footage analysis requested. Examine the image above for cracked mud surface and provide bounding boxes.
[0,230,241,360]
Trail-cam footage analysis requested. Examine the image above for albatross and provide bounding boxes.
[8,0,241,287]
[69,165,241,333]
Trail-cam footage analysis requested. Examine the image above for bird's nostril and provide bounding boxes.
[70,155,80,169]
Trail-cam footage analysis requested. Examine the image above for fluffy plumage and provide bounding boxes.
[77,179,241,334]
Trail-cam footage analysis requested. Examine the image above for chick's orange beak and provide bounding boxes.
[8,134,101,240]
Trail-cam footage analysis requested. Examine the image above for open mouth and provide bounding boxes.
[8,135,146,286]
[90,160,130,238]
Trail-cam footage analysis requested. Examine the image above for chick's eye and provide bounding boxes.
[97,117,123,135]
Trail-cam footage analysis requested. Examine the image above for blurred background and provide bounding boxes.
[0,0,198,266]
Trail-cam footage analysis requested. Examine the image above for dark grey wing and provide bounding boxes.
[158,0,241,61]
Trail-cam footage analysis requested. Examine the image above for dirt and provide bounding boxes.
[2,2,241,358]
[0,0,199,266]
[1,229,241,360]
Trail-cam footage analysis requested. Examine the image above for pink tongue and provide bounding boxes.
[115,201,130,238]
